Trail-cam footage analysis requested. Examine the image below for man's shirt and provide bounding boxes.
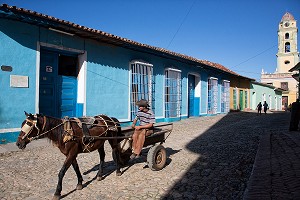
[135,109,155,126]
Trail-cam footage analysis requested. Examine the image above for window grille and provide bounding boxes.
[165,69,182,118]
[245,90,248,109]
[233,88,237,110]
[130,61,154,120]
[208,78,218,114]
[221,80,230,113]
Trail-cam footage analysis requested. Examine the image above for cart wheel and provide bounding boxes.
[114,148,131,167]
[147,144,167,171]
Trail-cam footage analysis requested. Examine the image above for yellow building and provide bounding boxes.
[261,12,299,108]
[230,76,254,111]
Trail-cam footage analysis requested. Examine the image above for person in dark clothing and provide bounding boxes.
[263,101,268,114]
[256,102,262,115]
[289,99,300,131]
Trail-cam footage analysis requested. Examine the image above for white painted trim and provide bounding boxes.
[128,63,132,120]
[78,52,87,116]
[39,42,85,54]
[35,42,41,113]
[0,128,20,133]
[165,68,182,72]
[130,60,153,67]
[163,71,166,118]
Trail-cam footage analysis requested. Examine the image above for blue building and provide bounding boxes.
[0,4,250,141]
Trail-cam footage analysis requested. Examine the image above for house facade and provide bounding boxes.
[0,4,254,141]
[250,82,283,111]
[229,76,254,111]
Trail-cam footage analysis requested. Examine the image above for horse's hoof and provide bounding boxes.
[116,171,122,176]
[97,176,103,181]
[76,184,83,190]
[53,194,61,200]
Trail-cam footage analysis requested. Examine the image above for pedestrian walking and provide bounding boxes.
[263,101,268,114]
[256,102,262,115]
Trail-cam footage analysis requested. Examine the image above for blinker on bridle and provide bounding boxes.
[21,115,40,140]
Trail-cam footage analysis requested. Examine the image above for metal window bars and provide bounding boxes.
[165,69,182,118]
[208,78,218,114]
[221,80,230,113]
[130,61,155,120]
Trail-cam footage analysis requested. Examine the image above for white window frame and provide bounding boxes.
[208,77,218,114]
[165,68,182,118]
[221,80,230,113]
[129,60,154,120]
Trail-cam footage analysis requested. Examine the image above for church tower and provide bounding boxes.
[277,12,299,73]
[261,12,299,107]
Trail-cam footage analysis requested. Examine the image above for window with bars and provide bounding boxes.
[130,61,154,120]
[233,88,237,110]
[245,90,248,109]
[221,80,230,113]
[165,69,182,118]
[208,78,218,114]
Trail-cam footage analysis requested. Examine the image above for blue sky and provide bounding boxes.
[2,0,300,81]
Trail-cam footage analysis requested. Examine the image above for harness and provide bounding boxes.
[20,114,121,152]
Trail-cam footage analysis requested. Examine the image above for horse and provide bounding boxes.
[16,112,130,200]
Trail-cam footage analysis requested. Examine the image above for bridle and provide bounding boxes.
[20,115,47,141]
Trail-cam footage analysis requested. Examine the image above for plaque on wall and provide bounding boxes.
[10,75,29,88]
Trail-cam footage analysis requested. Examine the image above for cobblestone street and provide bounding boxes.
[0,111,292,199]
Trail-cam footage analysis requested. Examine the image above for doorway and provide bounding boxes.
[39,49,78,118]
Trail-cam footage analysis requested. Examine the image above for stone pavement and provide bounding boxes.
[0,111,297,199]
[244,112,300,200]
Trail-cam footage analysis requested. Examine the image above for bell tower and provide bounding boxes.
[277,12,299,73]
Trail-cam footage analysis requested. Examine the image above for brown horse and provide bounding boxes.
[16,112,128,200]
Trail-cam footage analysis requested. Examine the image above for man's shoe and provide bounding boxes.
[130,153,137,159]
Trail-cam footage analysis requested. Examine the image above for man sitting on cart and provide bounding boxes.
[130,99,155,159]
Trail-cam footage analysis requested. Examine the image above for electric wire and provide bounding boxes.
[166,0,196,49]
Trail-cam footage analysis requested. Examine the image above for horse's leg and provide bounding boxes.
[72,159,83,190]
[109,139,122,176]
[53,155,76,200]
[96,145,105,181]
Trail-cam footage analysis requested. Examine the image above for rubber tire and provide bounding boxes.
[147,144,167,171]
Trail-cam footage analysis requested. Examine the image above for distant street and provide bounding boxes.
[0,111,292,199]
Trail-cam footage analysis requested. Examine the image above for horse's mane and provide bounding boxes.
[43,115,64,146]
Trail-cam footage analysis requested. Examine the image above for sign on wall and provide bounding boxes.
[10,75,29,88]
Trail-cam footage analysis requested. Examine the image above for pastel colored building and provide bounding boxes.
[230,75,254,111]
[0,4,253,142]
[250,82,284,111]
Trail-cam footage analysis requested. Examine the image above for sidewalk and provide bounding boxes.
[244,127,300,199]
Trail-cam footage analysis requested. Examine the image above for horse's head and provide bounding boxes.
[16,112,44,149]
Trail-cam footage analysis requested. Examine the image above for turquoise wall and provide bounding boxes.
[0,17,231,136]
[0,19,37,129]
[250,82,282,110]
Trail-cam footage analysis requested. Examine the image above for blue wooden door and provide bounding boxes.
[40,50,77,118]
[188,74,195,117]
[40,51,58,117]
[58,75,77,117]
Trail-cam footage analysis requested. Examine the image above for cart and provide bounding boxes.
[117,122,173,171]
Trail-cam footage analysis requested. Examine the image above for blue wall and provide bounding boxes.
[0,19,37,129]
[0,17,231,138]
